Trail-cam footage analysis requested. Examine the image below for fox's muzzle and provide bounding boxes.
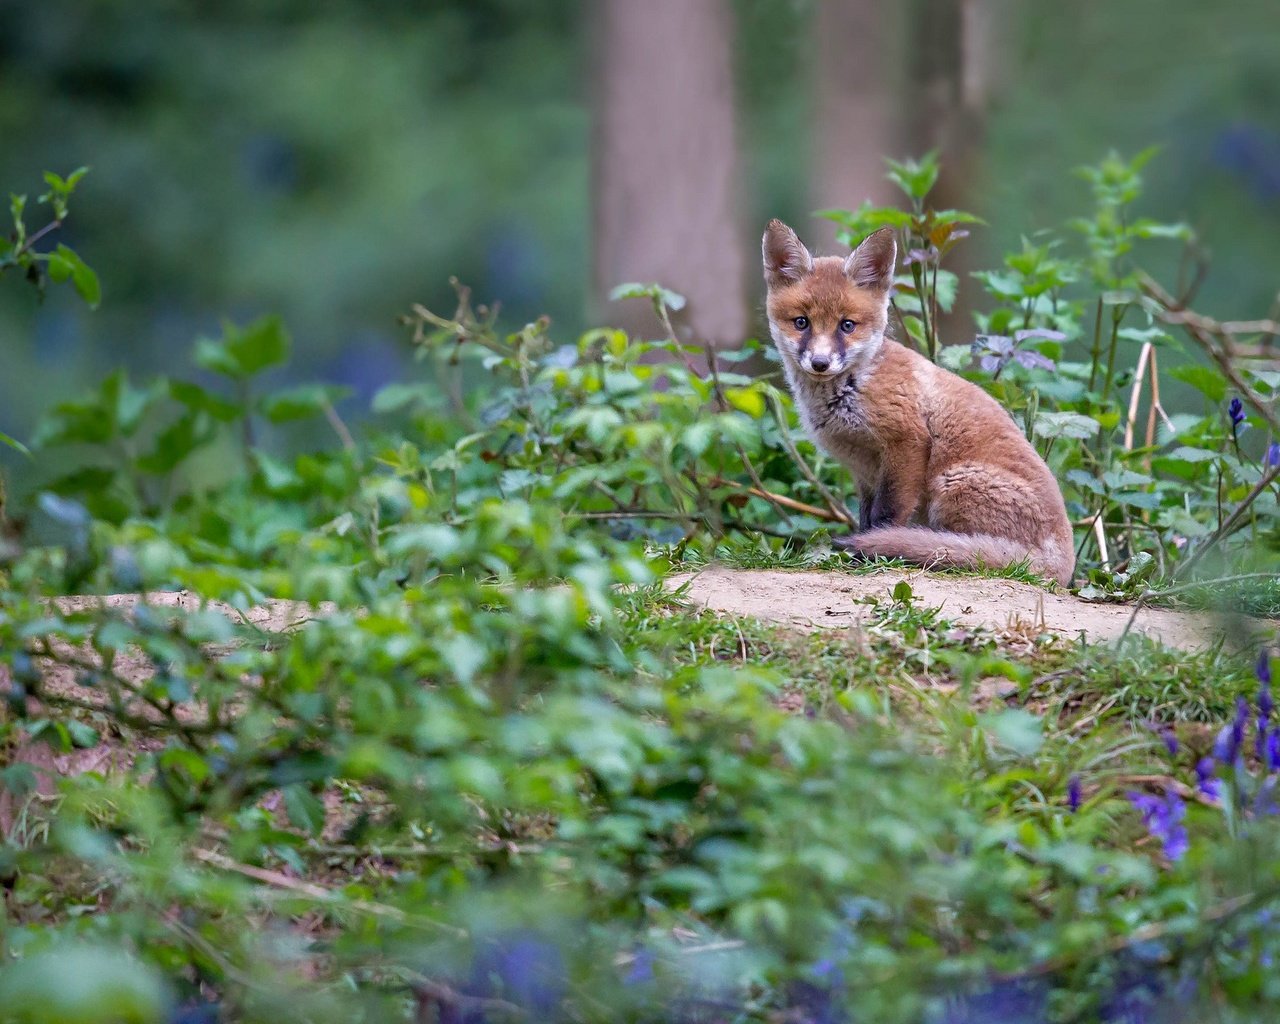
[800,341,842,377]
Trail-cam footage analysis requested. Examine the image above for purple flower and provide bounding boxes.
[1068,774,1083,812]
[1268,441,1280,468]
[1214,724,1236,764]
[1214,697,1250,766]
[1128,790,1188,862]
[1145,720,1178,756]
[1196,757,1223,802]
[624,948,654,986]
[1256,777,1280,817]
[1259,648,1273,688]
[1229,396,1245,429]
[1269,731,1280,772]
[1214,723,1238,764]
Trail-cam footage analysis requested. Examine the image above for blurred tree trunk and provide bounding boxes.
[812,0,902,250]
[591,0,748,348]
[905,0,1004,341]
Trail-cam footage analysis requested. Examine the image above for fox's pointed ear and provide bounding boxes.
[844,227,897,291]
[762,219,813,288]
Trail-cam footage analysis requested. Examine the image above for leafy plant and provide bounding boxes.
[2,154,1280,1023]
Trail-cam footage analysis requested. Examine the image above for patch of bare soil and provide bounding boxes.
[49,590,333,632]
[667,565,1276,651]
[1,591,333,835]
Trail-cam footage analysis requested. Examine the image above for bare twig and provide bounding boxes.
[407,973,527,1021]
[707,476,845,522]
[1123,341,1154,452]
[1139,273,1279,436]
[193,847,467,936]
[995,890,1268,983]
[322,400,357,452]
[1093,515,1111,572]
[1174,461,1280,581]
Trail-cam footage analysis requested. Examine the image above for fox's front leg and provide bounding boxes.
[838,479,893,550]
[837,445,928,550]
[857,483,879,531]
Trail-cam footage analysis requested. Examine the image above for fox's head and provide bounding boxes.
[761,220,896,380]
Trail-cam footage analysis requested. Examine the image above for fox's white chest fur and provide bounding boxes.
[783,360,882,487]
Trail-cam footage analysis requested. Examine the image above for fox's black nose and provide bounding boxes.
[810,355,830,373]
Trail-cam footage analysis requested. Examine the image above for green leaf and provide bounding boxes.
[982,709,1044,756]
[1167,365,1227,403]
[169,379,243,421]
[1164,446,1220,464]
[195,315,291,380]
[1112,491,1164,511]
[282,784,326,835]
[724,386,766,419]
[608,282,686,311]
[136,413,214,474]
[48,244,101,308]
[0,945,170,1024]
[680,422,714,458]
[252,450,302,492]
[372,382,436,413]
[260,384,349,423]
[0,430,30,456]
[1033,410,1097,440]
[885,152,940,201]
[440,632,487,684]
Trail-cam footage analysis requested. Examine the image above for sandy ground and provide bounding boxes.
[0,591,334,834]
[668,565,1276,651]
[49,589,334,631]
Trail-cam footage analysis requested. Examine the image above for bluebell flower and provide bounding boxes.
[1259,648,1273,688]
[1255,776,1280,816]
[1128,790,1189,861]
[624,948,654,986]
[1214,698,1250,766]
[1196,757,1223,802]
[1269,441,1280,468]
[1213,723,1237,764]
[1270,731,1280,772]
[466,931,566,1014]
[1229,396,1245,430]
[1068,774,1083,812]
[1162,728,1179,757]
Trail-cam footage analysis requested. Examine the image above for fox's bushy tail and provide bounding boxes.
[848,527,1072,587]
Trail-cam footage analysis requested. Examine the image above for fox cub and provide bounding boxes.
[761,220,1075,586]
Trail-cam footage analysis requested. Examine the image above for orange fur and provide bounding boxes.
[761,220,1075,586]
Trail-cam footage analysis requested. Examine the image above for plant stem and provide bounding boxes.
[1087,298,1104,392]
[1173,462,1280,580]
[1100,304,1126,405]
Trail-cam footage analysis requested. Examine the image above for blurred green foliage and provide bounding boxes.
[5,0,1274,450]
[1,146,1279,1021]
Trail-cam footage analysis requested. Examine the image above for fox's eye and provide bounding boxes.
[839,318,857,334]
[793,316,809,330]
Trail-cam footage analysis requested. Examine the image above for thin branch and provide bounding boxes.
[1139,273,1279,436]
[1123,341,1154,452]
[322,400,357,452]
[707,476,845,522]
[14,218,64,257]
[1174,461,1280,580]
[994,890,1268,983]
[192,847,467,936]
